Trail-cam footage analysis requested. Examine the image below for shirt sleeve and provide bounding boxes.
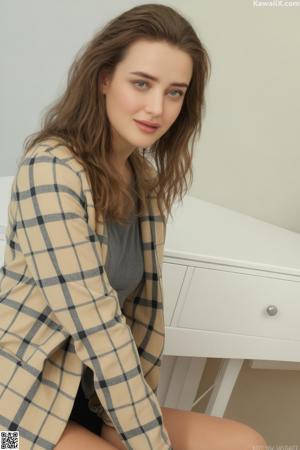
[15,150,172,450]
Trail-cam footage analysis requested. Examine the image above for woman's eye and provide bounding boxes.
[134,80,148,89]
[132,80,184,98]
[169,90,184,98]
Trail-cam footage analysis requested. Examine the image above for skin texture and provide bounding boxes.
[100,38,193,172]
[100,406,268,450]
[55,421,117,450]
[56,409,268,450]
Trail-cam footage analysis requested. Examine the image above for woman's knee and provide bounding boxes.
[219,417,267,450]
[161,406,267,450]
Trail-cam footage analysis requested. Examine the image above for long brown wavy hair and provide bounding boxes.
[21,3,211,227]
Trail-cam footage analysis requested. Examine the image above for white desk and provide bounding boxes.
[0,176,14,261]
[157,196,300,416]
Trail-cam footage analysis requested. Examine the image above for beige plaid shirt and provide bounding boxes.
[0,139,172,449]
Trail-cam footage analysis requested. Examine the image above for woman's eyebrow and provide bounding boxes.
[129,71,189,88]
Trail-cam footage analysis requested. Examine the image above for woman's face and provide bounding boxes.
[101,39,193,156]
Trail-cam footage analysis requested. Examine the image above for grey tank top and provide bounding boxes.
[104,192,144,308]
[81,185,144,400]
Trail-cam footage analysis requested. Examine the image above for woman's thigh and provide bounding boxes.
[55,420,118,450]
[100,406,267,450]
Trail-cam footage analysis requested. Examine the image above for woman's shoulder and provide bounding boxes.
[23,137,86,177]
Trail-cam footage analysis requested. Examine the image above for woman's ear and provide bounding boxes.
[99,71,111,95]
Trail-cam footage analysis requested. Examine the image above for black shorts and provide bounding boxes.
[69,380,104,436]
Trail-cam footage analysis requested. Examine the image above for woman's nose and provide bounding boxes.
[144,94,164,117]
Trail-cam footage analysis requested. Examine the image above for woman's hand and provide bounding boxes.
[101,424,127,450]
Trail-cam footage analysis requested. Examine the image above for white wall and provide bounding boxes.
[175,0,300,233]
[0,0,143,173]
[1,0,299,233]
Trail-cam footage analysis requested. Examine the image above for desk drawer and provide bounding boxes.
[178,267,300,341]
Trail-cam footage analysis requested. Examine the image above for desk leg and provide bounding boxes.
[158,355,207,410]
[205,358,244,417]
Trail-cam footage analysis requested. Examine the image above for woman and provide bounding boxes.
[0,3,267,450]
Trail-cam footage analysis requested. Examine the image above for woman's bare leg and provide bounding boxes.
[100,406,267,450]
[55,420,119,450]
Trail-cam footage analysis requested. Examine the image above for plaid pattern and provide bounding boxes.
[0,139,172,449]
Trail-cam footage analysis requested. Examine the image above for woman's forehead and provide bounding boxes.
[119,40,193,83]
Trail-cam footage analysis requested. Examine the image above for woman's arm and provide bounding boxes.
[15,147,172,450]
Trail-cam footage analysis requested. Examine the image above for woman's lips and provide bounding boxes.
[134,120,159,134]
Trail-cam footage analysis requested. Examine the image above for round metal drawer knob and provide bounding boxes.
[266,305,278,316]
